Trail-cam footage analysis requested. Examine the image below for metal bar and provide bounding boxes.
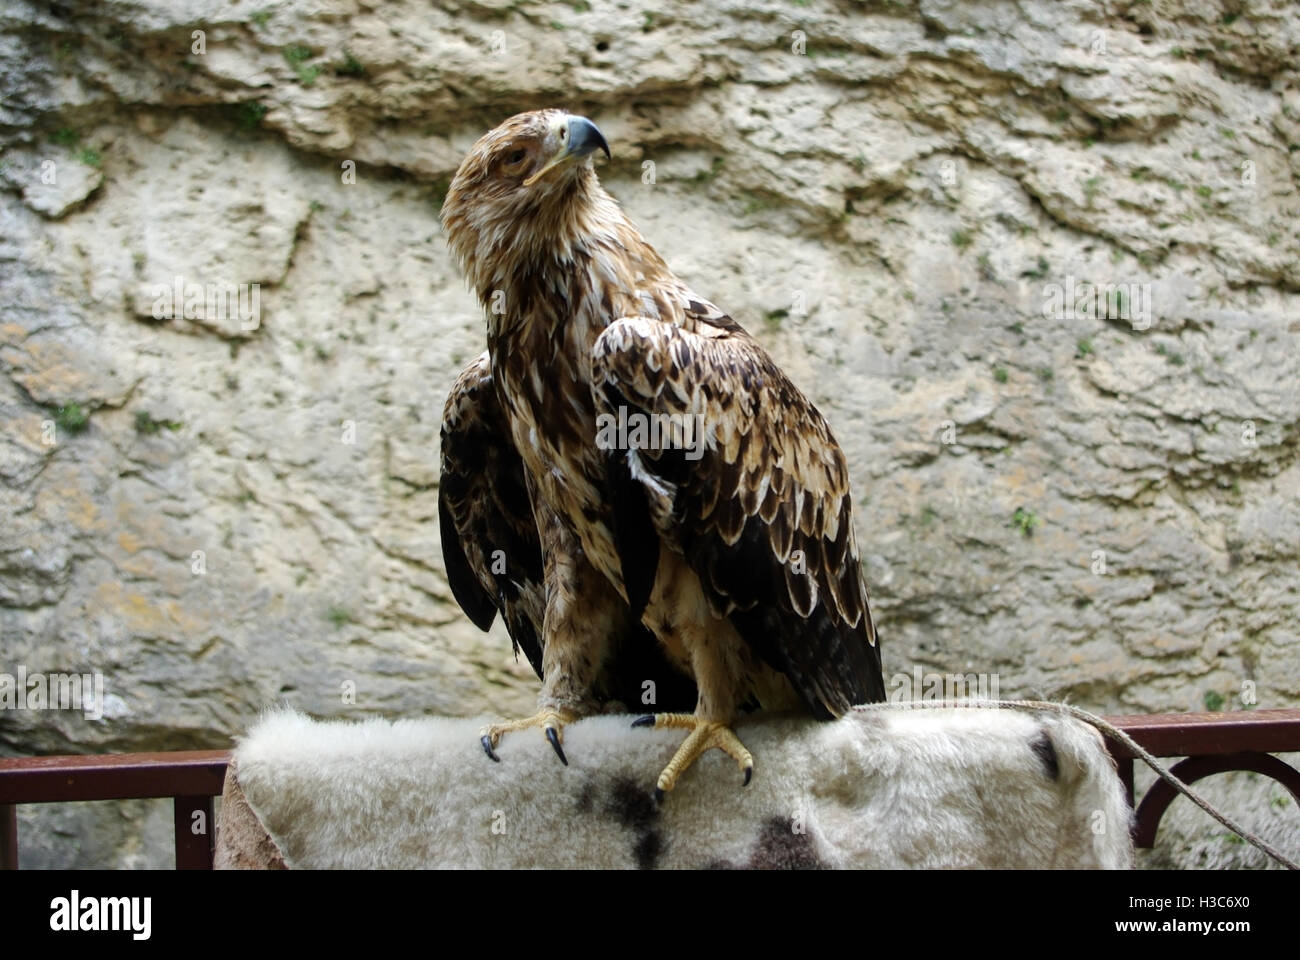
[1132,752,1300,848]
[0,751,229,804]
[1103,709,1300,758]
[0,804,16,870]
[174,795,215,870]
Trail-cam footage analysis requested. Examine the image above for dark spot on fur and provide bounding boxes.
[710,817,827,870]
[750,817,826,869]
[632,829,661,870]
[575,780,595,813]
[607,776,657,831]
[606,776,662,869]
[1031,731,1059,781]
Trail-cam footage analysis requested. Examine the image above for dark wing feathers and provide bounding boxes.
[591,316,885,718]
[439,498,498,632]
[604,409,662,625]
[438,353,546,678]
[439,352,697,713]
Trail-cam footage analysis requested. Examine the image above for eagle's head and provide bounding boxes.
[441,109,613,307]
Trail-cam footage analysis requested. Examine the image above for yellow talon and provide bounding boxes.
[633,713,754,800]
[479,707,576,765]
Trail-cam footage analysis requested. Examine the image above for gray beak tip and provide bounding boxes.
[567,115,611,162]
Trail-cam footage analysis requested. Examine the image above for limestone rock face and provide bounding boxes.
[1,0,1297,867]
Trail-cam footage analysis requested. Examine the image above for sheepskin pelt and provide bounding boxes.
[215,705,1133,869]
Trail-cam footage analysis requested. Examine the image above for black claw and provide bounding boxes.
[743,767,753,787]
[632,715,656,728]
[546,727,568,766]
[481,735,500,762]
[653,788,664,804]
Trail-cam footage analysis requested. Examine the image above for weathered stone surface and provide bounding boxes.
[1,0,1297,868]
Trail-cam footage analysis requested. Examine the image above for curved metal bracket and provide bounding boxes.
[1133,751,1300,848]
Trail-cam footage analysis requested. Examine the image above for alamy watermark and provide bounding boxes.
[1042,275,1151,330]
[888,666,1001,703]
[50,890,150,940]
[1,667,106,720]
[595,405,707,461]
[150,275,260,331]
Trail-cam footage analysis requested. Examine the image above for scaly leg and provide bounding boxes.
[476,522,621,766]
[632,713,754,801]
[633,552,759,800]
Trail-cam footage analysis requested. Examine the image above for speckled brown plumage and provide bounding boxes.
[438,110,884,782]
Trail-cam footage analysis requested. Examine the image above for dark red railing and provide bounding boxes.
[0,750,229,869]
[1,709,1297,869]
[1103,709,1300,849]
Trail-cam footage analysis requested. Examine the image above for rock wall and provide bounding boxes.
[1,0,1297,867]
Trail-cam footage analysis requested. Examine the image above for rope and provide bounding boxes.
[853,698,1299,870]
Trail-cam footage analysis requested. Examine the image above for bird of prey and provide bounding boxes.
[439,109,884,799]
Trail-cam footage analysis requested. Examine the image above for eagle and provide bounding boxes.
[438,110,884,800]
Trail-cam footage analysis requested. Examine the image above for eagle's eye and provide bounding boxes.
[500,146,530,174]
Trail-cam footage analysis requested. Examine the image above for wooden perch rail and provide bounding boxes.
[1,709,1297,869]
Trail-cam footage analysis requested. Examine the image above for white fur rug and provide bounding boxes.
[219,705,1133,869]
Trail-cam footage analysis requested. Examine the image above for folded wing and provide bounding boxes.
[591,317,885,717]
[438,353,545,677]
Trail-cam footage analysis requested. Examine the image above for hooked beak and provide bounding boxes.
[523,115,610,187]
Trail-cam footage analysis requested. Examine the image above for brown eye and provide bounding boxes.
[505,149,527,166]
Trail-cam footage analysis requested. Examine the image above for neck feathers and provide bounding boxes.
[449,172,676,343]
